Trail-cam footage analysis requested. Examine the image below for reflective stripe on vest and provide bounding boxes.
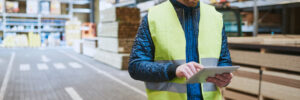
[146,81,218,93]
[154,58,219,66]
[147,0,223,100]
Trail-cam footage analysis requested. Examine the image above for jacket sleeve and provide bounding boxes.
[217,26,233,66]
[128,15,178,82]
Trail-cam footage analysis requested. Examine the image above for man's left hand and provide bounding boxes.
[206,73,233,87]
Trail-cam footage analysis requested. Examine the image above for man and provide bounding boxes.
[129,0,233,99]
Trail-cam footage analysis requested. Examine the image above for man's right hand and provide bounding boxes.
[176,62,204,79]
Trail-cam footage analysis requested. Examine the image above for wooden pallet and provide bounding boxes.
[93,49,130,70]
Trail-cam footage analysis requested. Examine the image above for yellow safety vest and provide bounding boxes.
[146,1,223,100]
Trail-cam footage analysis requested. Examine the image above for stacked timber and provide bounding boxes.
[223,35,300,100]
[94,7,140,70]
[82,38,98,57]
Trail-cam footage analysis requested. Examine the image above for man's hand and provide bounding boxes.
[206,73,233,87]
[176,62,204,79]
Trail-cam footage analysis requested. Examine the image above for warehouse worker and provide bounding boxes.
[129,0,233,99]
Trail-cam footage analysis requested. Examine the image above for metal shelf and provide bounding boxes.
[41,15,70,19]
[7,18,37,21]
[73,0,91,5]
[41,23,65,26]
[1,0,92,37]
[73,8,91,13]
[6,23,38,26]
[0,13,70,19]
[6,13,38,18]
[39,0,91,4]
[230,0,300,8]
[41,29,65,32]
[115,0,136,7]
[6,30,39,32]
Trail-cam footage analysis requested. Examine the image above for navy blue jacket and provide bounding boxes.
[129,0,232,100]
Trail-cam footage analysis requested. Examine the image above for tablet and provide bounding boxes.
[186,66,240,83]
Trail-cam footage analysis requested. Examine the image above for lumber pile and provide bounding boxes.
[261,70,300,100]
[230,50,300,72]
[82,38,98,57]
[224,36,300,100]
[98,21,139,39]
[228,35,300,46]
[227,67,260,95]
[94,7,140,70]
[99,7,140,23]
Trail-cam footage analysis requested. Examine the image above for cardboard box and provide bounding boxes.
[27,0,38,14]
[6,1,19,13]
[41,1,50,14]
[51,0,61,15]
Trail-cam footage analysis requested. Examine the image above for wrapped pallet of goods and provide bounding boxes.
[65,18,82,53]
[82,23,96,38]
[81,23,97,57]
[94,7,140,70]
[51,0,61,15]
[6,1,19,13]
[65,18,82,46]
[28,32,41,47]
[15,34,28,47]
[3,34,29,48]
[0,0,3,13]
[26,0,38,14]
[41,1,50,14]
[3,35,16,47]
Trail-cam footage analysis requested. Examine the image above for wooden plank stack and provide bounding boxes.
[223,35,300,100]
[94,7,140,70]
[82,38,98,57]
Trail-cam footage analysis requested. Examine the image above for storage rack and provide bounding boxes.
[0,0,93,39]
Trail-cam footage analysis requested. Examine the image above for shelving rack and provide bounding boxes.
[0,0,93,40]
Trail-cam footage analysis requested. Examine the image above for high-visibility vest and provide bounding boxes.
[146,1,223,100]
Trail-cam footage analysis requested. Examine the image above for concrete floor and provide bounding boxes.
[0,47,146,100]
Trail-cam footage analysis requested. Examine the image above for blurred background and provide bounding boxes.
[0,0,299,100]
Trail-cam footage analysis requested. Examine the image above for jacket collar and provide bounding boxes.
[170,0,200,9]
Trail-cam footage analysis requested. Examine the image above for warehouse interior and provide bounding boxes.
[0,0,299,100]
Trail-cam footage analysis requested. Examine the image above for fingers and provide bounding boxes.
[219,73,233,81]
[215,74,229,83]
[206,77,228,87]
[182,62,202,79]
[181,68,191,79]
[206,73,234,87]
[191,62,204,70]
[222,73,233,78]
[187,63,197,74]
[184,67,193,79]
